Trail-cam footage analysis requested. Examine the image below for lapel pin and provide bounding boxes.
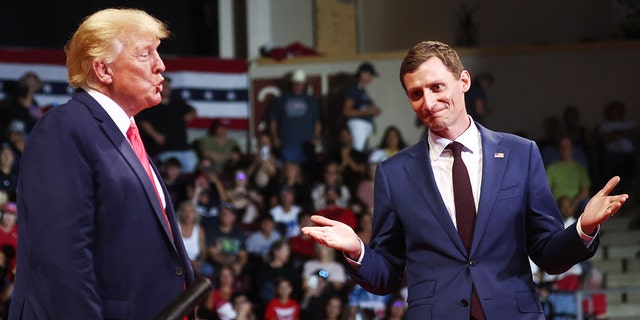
[494,152,504,158]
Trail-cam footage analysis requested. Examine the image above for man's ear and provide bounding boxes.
[92,59,113,84]
[460,70,471,93]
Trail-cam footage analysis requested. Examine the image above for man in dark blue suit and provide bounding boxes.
[9,8,194,319]
[302,41,628,319]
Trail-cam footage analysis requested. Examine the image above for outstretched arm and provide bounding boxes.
[579,176,629,235]
[301,215,362,259]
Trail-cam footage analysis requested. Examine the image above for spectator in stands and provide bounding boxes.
[314,184,357,230]
[383,293,408,320]
[269,69,322,168]
[302,243,347,293]
[198,264,241,320]
[274,161,310,210]
[245,214,282,259]
[270,185,303,238]
[230,291,257,320]
[546,136,591,217]
[205,202,248,276]
[310,162,351,211]
[190,157,229,223]
[0,144,18,202]
[288,212,317,270]
[0,201,17,319]
[367,125,408,164]
[198,118,241,175]
[227,168,264,232]
[464,71,493,125]
[343,62,382,152]
[355,212,373,245]
[320,295,344,320]
[246,131,280,203]
[176,201,209,276]
[0,201,17,276]
[264,277,301,320]
[327,127,367,194]
[5,71,43,136]
[253,240,300,317]
[300,269,337,320]
[355,161,376,217]
[162,157,190,210]
[562,106,595,171]
[3,120,25,172]
[597,100,638,195]
[136,77,198,173]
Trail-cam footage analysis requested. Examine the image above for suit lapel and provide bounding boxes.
[76,92,177,249]
[472,124,508,255]
[403,140,468,255]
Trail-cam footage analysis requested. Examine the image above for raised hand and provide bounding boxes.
[301,215,362,259]
[580,176,629,235]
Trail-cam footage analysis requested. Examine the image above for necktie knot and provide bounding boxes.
[447,141,464,158]
[127,121,140,141]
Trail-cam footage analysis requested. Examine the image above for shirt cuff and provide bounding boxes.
[343,240,365,267]
[576,215,598,247]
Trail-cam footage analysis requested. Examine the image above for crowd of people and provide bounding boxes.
[0,58,637,319]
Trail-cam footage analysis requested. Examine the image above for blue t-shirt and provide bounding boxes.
[269,93,321,147]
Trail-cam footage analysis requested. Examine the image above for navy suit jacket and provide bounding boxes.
[349,123,598,320]
[9,91,195,319]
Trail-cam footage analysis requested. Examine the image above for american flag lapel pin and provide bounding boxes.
[494,152,504,158]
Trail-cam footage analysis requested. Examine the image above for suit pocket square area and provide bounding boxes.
[496,183,521,200]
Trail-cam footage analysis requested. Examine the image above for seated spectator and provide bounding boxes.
[197,118,241,175]
[252,240,300,317]
[546,136,591,217]
[205,202,248,277]
[245,214,282,259]
[270,185,303,238]
[310,162,351,211]
[288,212,317,270]
[314,184,357,230]
[264,277,301,320]
[326,127,367,193]
[198,265,242,320]
[162,157,190,210]
[246,131,280,202]
[302,244,346,293]
[274,161,311,209]
[597,100,638,195]
[367,125,407,164]
[190,157,229,224]
[227,168,264,232]
[0,201,17,318]
[0,144,18,202]
[176,201,210,277]
[3,120,25,172]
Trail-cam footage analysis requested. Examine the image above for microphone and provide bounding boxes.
[154,277,213,320]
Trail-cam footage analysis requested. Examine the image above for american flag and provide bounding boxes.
[0,48,249,134]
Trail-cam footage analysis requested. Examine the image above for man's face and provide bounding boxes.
[107,35,166,115]
[403,57,470,139]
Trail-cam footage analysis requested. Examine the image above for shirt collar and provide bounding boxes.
[428,116,480,161]
[86,89,135,136]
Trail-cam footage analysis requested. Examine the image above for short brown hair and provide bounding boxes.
[399,41,465,92]
[65,8,170,89]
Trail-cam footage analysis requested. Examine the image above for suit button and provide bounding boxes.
[461,299,469,307]
[174,267,184,276]
[469,260,476,266]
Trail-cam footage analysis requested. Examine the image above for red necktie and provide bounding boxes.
[447,141,486,320]
[127,121,172,236]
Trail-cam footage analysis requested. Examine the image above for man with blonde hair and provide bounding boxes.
[10,8,194,319]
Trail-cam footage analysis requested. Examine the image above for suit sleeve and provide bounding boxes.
[524,140,598,274]
[347,163,406,295]
[18,109,102,317]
